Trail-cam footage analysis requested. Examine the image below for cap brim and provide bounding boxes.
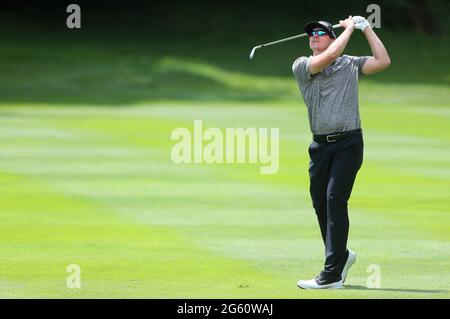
[304,21,336,38]
[304,22,325,33]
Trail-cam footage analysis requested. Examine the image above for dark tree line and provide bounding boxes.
[2,0,449,35]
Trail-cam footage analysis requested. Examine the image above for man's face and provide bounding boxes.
[309,28,334,52]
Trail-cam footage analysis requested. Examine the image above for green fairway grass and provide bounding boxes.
[0,28,449,298]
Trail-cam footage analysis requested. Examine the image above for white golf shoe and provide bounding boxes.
[297,249,356,289]
[297,276,343,289]
[341,249,356,283]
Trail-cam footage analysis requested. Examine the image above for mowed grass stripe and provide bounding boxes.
[0,172,293,298]
[0,101,449,298]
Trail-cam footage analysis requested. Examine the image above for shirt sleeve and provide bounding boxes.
[292,56,312,83]
[353,56,370,75]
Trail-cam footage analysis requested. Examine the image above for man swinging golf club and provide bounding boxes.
[294,16,390,289]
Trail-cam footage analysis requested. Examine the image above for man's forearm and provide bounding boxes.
[363,27,390,64]
[325,28,355,59]
[310,27,354,74]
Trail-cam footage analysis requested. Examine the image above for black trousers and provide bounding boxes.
[308,129,364,281]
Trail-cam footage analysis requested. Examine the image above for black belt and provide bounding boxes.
[313,128,362,143]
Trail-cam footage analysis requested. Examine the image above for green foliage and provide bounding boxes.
[0,27,448,105]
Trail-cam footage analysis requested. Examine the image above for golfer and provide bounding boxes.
[293,16,390,289]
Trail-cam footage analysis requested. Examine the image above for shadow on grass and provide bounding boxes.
[0,29,448,106]
[0,35,298,106]
[345,285,449,294]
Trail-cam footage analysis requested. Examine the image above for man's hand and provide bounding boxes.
[352,16,370,32]
[339,16,355,31]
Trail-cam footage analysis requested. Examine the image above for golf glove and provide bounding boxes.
[352,16,370,31]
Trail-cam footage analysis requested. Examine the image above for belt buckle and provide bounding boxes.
[326,134,339,143]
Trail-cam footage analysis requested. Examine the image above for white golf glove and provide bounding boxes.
[352,16,370,31]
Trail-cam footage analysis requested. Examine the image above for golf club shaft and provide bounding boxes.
[250,24,341,60]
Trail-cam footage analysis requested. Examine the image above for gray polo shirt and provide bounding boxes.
[292,54,369,135]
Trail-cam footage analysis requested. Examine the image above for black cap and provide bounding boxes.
[304,21,337,39]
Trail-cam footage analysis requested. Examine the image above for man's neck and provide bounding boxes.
[312,49,324,56]
[312,50,342,63]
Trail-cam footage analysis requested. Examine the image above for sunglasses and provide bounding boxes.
[309,30,328,37]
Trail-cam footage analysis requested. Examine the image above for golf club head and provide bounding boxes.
[249,46,258,60]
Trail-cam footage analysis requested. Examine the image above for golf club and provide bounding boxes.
[249,23,341,60]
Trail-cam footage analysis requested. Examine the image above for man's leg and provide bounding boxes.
[308,141,331,245]
[323,133,364,279]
